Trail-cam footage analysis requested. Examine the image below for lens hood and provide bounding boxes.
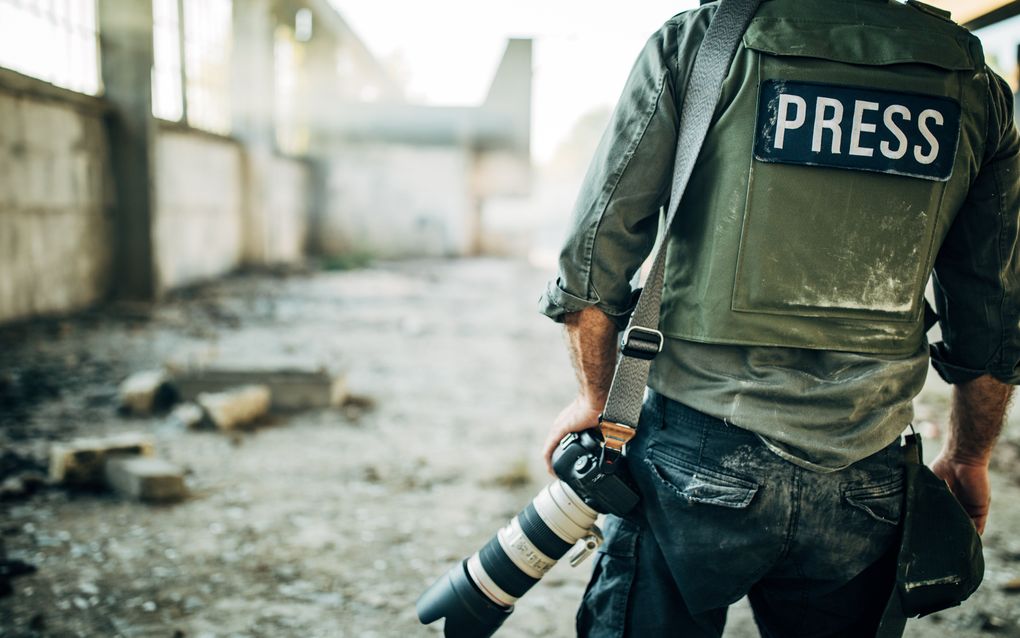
[416,560,512,637]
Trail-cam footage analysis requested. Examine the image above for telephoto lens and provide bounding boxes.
[416,480,600,637]
[416,430,639,637]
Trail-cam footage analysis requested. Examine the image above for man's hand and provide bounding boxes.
[930,455,991,534]
[931,374,1013,535]
[543,396,603,475]
[545,307,619,474]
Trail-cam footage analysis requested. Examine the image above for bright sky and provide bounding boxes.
[328,1,699,163]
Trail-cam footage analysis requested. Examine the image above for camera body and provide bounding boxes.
[551,430,639,517]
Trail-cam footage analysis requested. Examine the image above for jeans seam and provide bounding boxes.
[697,418,708,466]
[779,468,801,560]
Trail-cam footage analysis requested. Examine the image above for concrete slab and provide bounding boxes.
[49,433,154,486]
[169,364,345,412]
[103,456,186,503]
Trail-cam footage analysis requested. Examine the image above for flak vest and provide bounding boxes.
[661,0,990,355]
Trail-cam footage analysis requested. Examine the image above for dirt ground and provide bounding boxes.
[1,258,1019,638]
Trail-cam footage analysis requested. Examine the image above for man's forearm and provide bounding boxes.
[563,307,620,407]
[944,375,1014,464]
[541,307,621,470]
[932,374,1013,533]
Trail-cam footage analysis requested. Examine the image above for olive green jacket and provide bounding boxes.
[541,0,1020,385]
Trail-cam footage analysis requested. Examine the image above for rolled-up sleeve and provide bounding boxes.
[539,15,698,329]
[930,70,1020,384]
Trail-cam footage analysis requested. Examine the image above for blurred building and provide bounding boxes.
[0,0,532,324]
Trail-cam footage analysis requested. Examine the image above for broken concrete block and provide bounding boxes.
[168,402,204,429]
[197,385,271,431]
[49,434,154,486]
[119,370,177,416]
[103,457,186,503]
[169,364,345,412]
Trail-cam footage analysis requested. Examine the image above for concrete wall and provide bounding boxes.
[316,143,474,258]
[152,128,310,291]
[263,154,310,263]
[0,78,311,323]
[153,127,245,291]
[0,83,113,323]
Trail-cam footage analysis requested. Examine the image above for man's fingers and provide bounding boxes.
[543,427,565,475]
[543,436,555,475]
[930,455,992,535]
[543,397,604,476]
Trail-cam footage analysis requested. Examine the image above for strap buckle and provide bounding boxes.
[620,326,664,360]
[598,416,636,473]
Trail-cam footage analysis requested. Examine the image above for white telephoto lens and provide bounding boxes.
[533,481,598,543]
[496,517,557,580]
[467,553,518,608]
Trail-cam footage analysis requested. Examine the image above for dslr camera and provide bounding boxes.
[416,429,639,637]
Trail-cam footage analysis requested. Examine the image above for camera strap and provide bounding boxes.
[598,0,762,471]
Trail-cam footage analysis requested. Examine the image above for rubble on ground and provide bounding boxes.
[196,385,271,431]
[118,370,176,416]
[104,456,186,503]
[48,433,154,487]
[169,363,346,411]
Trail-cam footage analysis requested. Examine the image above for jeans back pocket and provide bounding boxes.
[842,473,904,526]
[646,446,759,509]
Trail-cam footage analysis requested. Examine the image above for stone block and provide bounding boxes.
[119,369,176,416]
[103,456,186,503]
[197,385,271,431]
[49,433,154,486]
[170,365,345,412]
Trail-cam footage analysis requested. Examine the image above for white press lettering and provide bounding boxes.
[880,105,911,160]
[914,109,944,165]
[849,100,879,157]
[775,94,806,150]
[812,97,844,154]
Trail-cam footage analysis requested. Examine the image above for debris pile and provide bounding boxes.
[117,360,349,432]
[48,433,185,503]
[27,360,359,507]
[169,363,346,412]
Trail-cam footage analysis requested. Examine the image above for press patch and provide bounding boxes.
[754,80,960,181]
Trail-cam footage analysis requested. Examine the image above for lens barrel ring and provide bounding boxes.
[479,537,540,599]
[519,504,573,560]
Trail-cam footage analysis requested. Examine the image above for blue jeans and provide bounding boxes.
[577,391,905,637]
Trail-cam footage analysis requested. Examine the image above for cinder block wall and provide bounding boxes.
[0,88,113,323]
